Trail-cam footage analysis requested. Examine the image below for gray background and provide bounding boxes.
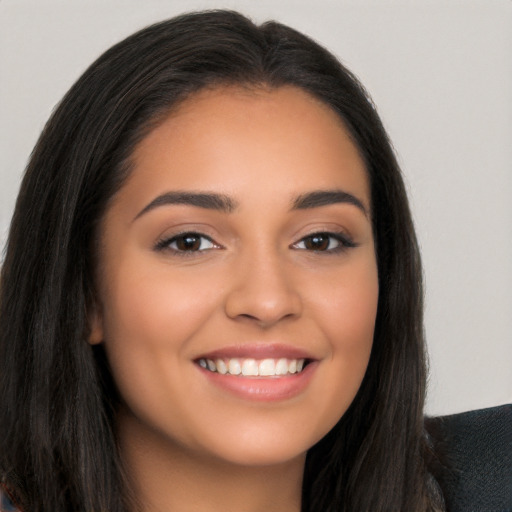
[1,0,511,416]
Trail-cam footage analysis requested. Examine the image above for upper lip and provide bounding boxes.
[195,343,317,361]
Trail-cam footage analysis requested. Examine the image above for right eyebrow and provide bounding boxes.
[291,189,368,217]
[133,191,238,222]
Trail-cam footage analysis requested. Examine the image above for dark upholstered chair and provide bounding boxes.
[426,403,512,512]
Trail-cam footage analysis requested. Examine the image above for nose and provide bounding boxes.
[224,250,302,328]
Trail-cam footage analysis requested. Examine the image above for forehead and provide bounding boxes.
[118,85,370,213]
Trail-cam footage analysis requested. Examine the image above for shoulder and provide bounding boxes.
[425,403,512,512]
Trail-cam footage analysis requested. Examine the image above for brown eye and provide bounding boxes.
[303,233,331,251]
[175,234,203,251]
[156,232,217,253]
[292,232,355,253]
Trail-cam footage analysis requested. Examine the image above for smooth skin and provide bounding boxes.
[90,86,379,512]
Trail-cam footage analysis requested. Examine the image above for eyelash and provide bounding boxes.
[154,231,356,256]
[291,231,357,255]
[291,231,357,253]
[155,232,220,255]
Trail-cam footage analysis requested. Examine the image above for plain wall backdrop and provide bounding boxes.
[1,0,511,416]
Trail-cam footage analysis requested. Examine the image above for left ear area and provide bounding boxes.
[88,306,104,345]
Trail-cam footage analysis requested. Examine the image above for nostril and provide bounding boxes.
[223,278,303,326]
[239,313,259,321]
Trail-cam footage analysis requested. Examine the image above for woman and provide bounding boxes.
[0,10,443,511]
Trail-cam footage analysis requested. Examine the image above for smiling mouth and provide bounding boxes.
[196,357,311,377]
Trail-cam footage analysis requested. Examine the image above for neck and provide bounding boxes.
[118,411,305,512]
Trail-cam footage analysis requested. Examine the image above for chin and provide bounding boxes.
[202,440,309,468]
[186,413,339,469]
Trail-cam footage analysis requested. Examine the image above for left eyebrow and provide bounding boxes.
[291,189,368,216]
[133,191,238,221]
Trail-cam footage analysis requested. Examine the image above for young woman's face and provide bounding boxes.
[91,86,379,468]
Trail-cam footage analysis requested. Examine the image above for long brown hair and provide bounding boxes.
[0,10,443,511]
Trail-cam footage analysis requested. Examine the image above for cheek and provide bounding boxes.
[100,255,224,349]
[97,257,224,402]
[97,259,228,440]
[314,254,378,352]
[307,256,378,421]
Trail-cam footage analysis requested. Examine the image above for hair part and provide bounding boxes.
[0,10,443,511]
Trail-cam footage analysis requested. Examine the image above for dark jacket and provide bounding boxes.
[426,403,512,512]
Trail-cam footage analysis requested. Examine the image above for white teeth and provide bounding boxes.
[216,359,227,374]
[228,359,241,375]
[259,358,276,376]
[242,359,259,376]
[275,358,288,375]
[199,357,307,377]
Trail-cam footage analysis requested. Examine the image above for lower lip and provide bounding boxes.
[197,362,318,402]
